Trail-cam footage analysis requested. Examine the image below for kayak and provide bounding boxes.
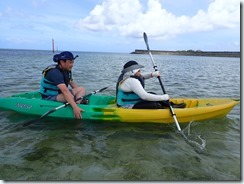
[0,91,239,123]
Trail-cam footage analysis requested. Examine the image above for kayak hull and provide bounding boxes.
[0,91,239,123]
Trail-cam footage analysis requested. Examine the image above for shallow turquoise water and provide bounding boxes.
[0,49,240,180]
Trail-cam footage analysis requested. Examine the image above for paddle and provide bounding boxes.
[22,86,108,127]
[143,32,187,140]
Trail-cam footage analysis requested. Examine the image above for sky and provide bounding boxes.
[0,0,241,53]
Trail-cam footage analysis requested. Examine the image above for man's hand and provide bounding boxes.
[73,106,84,119]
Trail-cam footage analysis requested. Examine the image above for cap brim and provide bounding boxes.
[122,64,144,73]
[69,55,79,60]
[132,69,140,74]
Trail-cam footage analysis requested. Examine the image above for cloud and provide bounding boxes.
[78,0,142,32]
[189,0,240,31]
[77,0,240,39]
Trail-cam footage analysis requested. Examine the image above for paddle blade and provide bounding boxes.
[143,32,150,51]
[22,118,41,127]
[22,108,58,127]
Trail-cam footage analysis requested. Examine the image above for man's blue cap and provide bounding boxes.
[53,51,79,62]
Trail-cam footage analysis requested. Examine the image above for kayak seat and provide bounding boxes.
[88,95,116,105]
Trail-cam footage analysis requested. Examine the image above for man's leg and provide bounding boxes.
[72,86,86,104]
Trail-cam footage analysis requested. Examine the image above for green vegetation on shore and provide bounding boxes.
[131,49,240,58]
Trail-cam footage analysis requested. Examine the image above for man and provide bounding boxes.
[116,60,185,109]
[40,51,85,119]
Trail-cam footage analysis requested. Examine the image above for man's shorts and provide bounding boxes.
[41,89,74,101]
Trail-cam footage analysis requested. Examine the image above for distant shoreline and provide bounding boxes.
[131,49,240,58]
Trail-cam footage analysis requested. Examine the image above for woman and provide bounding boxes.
[116,60,186,109]
[116,60,170,109]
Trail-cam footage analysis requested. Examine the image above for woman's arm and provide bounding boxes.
[141,71,160,79]
[121,78,168,101]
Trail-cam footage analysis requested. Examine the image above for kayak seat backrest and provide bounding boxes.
[184,99,198,108]
[171,99,198,108]
[88,95,116,105]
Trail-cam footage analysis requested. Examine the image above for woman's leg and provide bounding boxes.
[133,101,162,109]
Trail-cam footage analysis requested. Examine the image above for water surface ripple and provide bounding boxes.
[0,49,240,180]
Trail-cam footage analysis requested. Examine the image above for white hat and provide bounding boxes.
[122,60,144,73]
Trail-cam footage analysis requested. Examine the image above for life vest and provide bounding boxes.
[39,64,72,96]
[116,73,145,107]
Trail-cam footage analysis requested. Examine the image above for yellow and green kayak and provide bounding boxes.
[0,91,239,123]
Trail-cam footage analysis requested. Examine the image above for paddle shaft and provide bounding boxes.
[22,87,108,127]
[143,32,184,133]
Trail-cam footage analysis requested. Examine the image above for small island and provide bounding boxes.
[131,49,240,58]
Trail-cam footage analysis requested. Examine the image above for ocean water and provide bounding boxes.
[0,49,240,181]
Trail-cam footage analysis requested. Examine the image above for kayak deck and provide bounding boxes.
[0,91,240,123]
